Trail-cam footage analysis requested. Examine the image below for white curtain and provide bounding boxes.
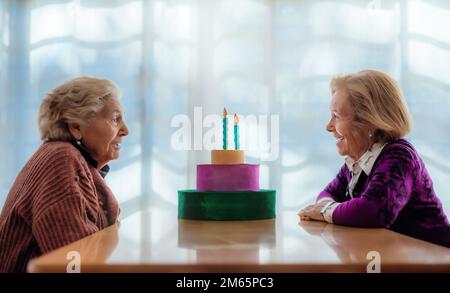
[0,0,449,217]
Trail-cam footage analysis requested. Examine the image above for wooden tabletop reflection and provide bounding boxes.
[28,209,450,272]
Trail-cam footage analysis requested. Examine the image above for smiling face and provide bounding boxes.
[326,89,370,161]
[73,97,129,168]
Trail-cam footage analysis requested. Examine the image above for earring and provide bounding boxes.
[76,139,81,145]
[369,132,373,138]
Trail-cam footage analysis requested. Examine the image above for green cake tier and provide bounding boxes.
[178,189,276,220]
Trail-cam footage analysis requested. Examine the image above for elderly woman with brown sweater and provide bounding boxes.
[0,77,129,272]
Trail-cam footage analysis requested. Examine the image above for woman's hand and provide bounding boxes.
[298,200,332,222]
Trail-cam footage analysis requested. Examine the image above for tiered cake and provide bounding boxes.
[178,150,276,220]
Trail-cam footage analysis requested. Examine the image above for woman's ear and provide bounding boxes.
[68,123,82,140]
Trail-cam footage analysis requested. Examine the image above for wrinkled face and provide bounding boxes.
[79,97,129,168]
[326,89,368,160]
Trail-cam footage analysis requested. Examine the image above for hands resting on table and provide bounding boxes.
[297,200,333,222]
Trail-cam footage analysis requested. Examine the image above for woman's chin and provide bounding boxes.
[106,152,120,162]
[336,145,348,157]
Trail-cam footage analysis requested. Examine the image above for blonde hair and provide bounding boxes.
[330,70,412,144]
[38,76,120,142]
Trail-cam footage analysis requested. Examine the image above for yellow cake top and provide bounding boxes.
[211,149,244,164]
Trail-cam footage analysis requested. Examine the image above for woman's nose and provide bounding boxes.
[120,122,129,136]
[326,118,334,132]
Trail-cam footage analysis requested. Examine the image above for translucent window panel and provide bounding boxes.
[154,1,192,42]
[107,160,142,203]
[0,0,449,218]
[409,0,450,44]
[75,1,142,42]
[31,2,73,44]
[408,40,450,85]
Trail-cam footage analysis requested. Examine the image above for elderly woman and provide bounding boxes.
[299,70,450,248]
[0,77,129,272]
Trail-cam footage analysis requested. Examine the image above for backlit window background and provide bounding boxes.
[0,0,449,218]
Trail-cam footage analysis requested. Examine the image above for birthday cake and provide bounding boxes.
[178,109,276,221]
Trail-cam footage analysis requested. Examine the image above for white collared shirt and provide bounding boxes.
[344,142,387,198]
[321,142,387,223]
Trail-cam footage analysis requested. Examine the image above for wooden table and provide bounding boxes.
[28,208,450,273]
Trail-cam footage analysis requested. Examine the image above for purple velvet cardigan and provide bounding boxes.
[317,139,450,248]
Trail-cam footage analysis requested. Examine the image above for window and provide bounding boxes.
[1,0,449,217]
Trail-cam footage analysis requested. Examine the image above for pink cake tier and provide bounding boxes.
[196,164,259,191]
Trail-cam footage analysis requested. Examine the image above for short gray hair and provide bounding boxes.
[38,76,120,142]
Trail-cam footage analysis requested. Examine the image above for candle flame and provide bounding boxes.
[234,113,239,125]
[223,107,227,117]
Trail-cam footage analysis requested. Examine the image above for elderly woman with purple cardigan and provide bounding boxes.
[299,70,450,248]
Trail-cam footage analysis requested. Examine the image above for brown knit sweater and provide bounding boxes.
[0,141,119,272]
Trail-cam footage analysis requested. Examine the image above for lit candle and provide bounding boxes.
[234,113,240,150]
[223,107,228,150]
